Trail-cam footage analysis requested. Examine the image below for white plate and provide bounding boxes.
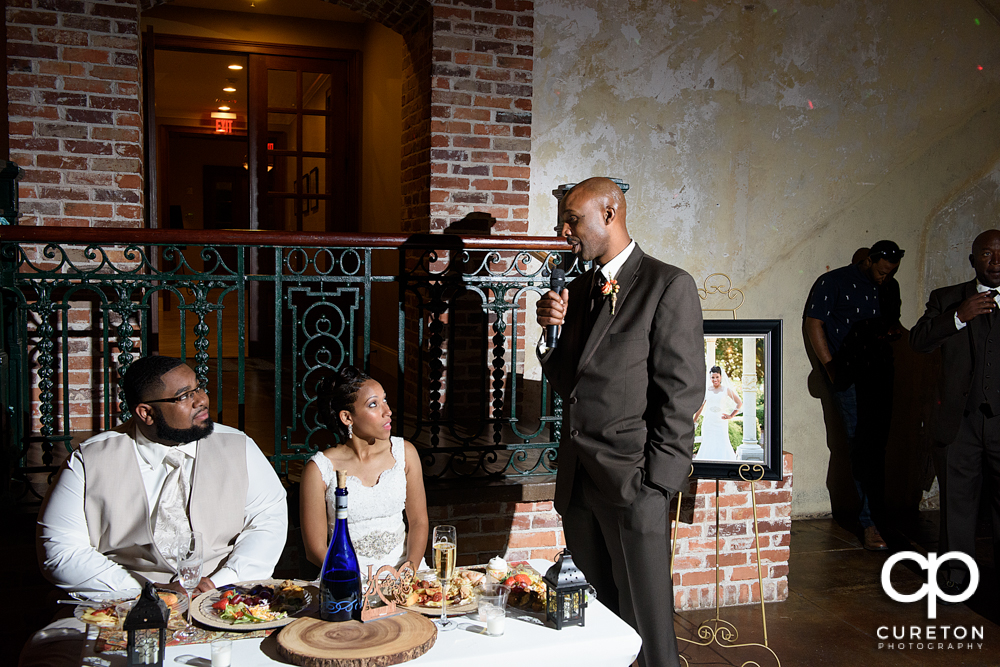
[190,579,317,631]
[73,589,187,627]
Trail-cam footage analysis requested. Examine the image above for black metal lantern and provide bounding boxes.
[544,549,589,629]
[124,583,169,667]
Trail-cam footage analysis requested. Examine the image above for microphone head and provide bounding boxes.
[550,268,565,291]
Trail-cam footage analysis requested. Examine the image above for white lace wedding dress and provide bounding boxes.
[695,387,737,461]
[309,437,423,576]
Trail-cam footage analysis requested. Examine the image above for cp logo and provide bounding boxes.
[881,551,978,619]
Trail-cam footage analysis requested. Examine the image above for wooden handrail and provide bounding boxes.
[0,226,573,250]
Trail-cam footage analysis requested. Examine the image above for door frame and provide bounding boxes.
[144,33,362,233]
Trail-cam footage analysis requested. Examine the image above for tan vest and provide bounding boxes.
[80,421,249,584]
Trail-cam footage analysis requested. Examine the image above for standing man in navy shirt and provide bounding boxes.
[804,240,904,550]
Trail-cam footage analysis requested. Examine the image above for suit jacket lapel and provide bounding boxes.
[574,246,645,383]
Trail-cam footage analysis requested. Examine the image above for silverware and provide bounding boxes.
[57,599,108,607]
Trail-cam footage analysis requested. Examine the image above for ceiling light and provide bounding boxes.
[223,86,236,92]
[212,112,237,119]
[228,65,243,70]
[218,105,231,111]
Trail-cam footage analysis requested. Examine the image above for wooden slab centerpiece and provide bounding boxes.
[276,612,437,667]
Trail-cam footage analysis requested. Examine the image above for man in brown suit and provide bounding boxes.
[536,178,704,667]
[911,229,1000,596]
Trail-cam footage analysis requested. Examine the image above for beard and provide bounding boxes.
[153,413,215,444]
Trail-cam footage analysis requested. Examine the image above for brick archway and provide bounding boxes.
[8,0,531,233]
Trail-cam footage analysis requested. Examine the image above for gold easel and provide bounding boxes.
[671,273,780,667]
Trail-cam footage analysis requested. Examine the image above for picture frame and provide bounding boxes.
[691,319,782,481]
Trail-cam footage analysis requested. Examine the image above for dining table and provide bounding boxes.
[76,560,642,667]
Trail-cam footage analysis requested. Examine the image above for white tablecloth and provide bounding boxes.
[78,560,641,667]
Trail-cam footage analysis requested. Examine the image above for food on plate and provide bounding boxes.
[272,580,307,612]
[76,590,185,628]
[81,605,117,626]
[405,568,484,608]
[210,580,306,624]
[156,591,179,607]
[502,563,546,612]
[486,556,508,581]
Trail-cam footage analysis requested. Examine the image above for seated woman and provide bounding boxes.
[300,366,428,575]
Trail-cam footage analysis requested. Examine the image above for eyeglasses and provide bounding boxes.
[143,386,209,405]
[869,248,904,263]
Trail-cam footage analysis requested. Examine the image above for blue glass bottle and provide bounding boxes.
[319,470,362,622]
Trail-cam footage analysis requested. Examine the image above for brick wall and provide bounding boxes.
[671,452,793,610]
[7,0,143,228]
[429,499,566,566]
[6,0,145,433]
[444,453,793,611]
[428,0,532,234]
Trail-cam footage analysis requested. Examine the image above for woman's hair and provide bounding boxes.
[710,365,723,375]
[317,365,372,443]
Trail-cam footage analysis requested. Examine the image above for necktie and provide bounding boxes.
[587,271,607,331]
[153,448,191,553]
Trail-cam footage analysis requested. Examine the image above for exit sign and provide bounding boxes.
[215,119,233,134]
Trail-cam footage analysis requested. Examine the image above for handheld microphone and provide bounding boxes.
[546,268,565,349]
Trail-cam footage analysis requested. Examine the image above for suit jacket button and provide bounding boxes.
[571,429,579,437]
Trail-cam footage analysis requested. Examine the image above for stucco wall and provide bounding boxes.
[528,0,1000,516]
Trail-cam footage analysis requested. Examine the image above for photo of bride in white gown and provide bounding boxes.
[693,365,743,461]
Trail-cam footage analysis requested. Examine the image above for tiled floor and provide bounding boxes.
[676,516,999,666]
[6,510,998,665]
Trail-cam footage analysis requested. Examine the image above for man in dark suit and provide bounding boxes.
[911,229,1000,595]
[536,177,704,667]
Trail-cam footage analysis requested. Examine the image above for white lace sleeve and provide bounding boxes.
[309,451,334,489]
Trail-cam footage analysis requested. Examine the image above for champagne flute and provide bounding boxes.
[433,525,457,631]
[174,531,204,640]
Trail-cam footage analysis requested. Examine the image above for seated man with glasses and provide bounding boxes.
[804,240,904,551]
[37,355,288,595]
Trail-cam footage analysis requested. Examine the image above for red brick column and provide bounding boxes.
[7,0,143,228]
[428,0,532,234]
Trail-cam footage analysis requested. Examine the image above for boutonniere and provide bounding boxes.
[601,278,620,315]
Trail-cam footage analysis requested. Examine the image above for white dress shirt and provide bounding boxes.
[38,424,287,592]
[953,282,1000,330]
[539,240,637,355]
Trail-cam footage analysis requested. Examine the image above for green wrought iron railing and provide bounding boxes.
[0,227,581,504]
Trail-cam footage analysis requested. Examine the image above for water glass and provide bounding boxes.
[173,530,204,640]
[477,588,508,636]
[211,638,233,667]
[115,600,135,631]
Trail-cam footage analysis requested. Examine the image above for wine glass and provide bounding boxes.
[174,530,204,640]
[432,525,457,631]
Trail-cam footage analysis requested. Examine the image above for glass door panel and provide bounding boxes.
[256,55,356,234]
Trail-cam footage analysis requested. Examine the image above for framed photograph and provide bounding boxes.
[691,319,782,481]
